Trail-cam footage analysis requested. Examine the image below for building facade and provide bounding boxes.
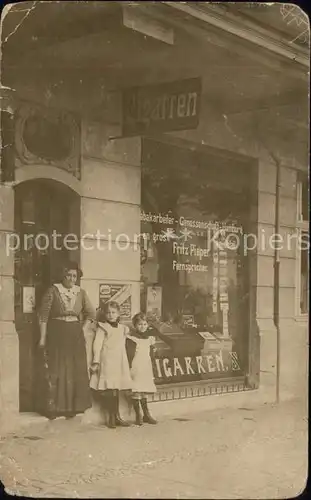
[0,2,309,422]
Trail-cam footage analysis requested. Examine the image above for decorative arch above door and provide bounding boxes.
[14,165,82,196]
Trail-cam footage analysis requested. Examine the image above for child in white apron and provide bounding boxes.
[89,301,132,428]
[126,313,157,426]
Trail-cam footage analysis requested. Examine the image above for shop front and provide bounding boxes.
[0,2,308,423]
[139,138,256,400]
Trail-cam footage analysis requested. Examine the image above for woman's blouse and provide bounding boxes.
[38,283,95,323]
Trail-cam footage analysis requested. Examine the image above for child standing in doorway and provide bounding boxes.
[126,313,157,426]
[89,301,132,429]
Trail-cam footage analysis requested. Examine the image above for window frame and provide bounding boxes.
[295,177,309,320]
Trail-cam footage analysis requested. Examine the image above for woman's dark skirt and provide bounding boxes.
[36,320,91,418]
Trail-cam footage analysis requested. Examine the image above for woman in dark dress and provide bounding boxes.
[37,262,95,419]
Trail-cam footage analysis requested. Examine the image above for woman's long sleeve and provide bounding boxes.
[38,287,54,323]
[82,290,96,321]
[149,326,173,348]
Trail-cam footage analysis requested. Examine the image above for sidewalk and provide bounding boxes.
[0,398,308,499]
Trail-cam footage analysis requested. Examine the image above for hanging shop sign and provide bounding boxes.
[122,78,201,137]
[99,283,132,322]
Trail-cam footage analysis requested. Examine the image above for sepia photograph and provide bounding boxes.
[0,1,309,498]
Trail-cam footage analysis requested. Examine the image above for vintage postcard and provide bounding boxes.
[0,2,309,498]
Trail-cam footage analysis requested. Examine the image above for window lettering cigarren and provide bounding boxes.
[153,351,242,381]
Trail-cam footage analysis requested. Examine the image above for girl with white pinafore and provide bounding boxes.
[126,313,158,426]
[89,301,132,429]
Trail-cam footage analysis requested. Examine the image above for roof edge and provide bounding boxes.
[163,2,309,69]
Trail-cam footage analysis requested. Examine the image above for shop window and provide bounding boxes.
[296,174,309,317]
[141,139,252,387]
[299,233,309,315]
[297,174,309,223]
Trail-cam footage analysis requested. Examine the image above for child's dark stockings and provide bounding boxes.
[105,389,130,429]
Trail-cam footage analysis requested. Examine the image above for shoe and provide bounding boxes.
[132,399,143,426]
[142,414,157,424]
[115,413,131,427]
[46,412,57,420]
[115,394,131,427]
[141,398,157,425]
[65,413,76,420]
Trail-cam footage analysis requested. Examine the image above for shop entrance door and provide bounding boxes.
[14,179,80,412]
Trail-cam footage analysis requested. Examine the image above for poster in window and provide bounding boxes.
[99,284,132,322]
[146,286,162,318]
[23,286,36,313]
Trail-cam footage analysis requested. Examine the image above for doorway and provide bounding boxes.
[14,179,80,412]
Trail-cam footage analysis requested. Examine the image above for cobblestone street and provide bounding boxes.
[0,398,307,498]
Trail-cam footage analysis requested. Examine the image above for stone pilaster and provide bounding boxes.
[0,183,19,418]
[252,160,277,401]
[80,119,141,424]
